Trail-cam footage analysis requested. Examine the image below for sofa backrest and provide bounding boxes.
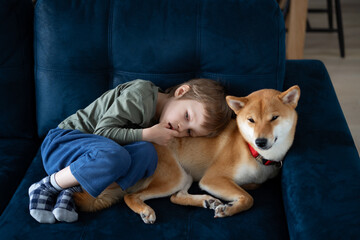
[0,0,36,138]
[34,0,285,137]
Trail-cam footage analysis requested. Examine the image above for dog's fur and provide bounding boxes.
[74,86,300,224]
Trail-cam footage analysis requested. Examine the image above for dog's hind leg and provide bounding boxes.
[74,186,125,212]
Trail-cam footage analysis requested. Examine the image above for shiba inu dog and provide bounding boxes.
[74,85,300,224]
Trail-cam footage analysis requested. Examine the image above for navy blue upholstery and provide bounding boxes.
[0,0,359,239]
[0,139,38,213]
[0,0,36,138]
[35,0,285,137]
[0,150,289,240]
[282,60,360,239]
[0,0,39,214]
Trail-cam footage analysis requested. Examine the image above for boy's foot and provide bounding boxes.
[52,186,82,222]
[28,175,61,223]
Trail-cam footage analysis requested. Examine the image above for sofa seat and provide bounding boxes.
[0,148,289,239]
[0,139,38,214]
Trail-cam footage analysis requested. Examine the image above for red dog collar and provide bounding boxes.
[247,143,282,168]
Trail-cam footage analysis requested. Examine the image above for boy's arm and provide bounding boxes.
[94,84,179,146]
[95,105,179,146]
[95,124,143,145]
[93,92,150,145]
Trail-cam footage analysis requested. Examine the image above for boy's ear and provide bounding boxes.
[278,85,300,108]
[174,84,190,98]
[226,96,247,113]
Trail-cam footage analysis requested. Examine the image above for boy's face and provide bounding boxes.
[159,98,209,137]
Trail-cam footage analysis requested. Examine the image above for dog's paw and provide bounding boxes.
[214,203,232,218]
[140,208,156,224]
[203,198,223,210]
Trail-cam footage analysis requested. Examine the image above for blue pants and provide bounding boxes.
[41,128,158,197]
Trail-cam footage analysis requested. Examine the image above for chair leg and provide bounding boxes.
[334,0,345,57]
[327,0,333,29]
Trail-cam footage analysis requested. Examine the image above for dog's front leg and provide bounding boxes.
[124,178,184,224]
[241,183,261,190]
[171,192,223,210]
[170,174,223,210]
[199,176,253,218]
[124,152,188,224]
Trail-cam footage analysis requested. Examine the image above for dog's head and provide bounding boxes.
[226,86,300,154]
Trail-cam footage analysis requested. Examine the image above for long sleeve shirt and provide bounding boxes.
[58,79,160,145]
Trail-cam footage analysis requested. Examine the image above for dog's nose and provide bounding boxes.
[255,138,268,148]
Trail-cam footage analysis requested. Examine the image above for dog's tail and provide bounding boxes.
[73,187,126,212]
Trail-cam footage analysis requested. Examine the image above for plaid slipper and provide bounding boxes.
[28,176,60,224]
[52,186,82,222]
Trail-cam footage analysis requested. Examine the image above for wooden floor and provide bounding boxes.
[302,0,360,153]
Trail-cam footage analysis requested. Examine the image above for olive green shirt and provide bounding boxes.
[58,79,159,145]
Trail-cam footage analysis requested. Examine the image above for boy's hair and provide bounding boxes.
[165,78,232,137]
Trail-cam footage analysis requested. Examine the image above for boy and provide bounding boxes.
[28,78,232,224]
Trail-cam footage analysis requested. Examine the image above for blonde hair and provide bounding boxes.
[165,78,232,137]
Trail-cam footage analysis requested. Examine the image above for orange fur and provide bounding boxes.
[74,86,300,224]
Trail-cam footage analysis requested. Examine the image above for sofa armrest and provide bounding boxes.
[282,60,360,239]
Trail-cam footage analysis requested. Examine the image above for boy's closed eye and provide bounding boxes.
[185,111,190,121]
[185,111,192,136]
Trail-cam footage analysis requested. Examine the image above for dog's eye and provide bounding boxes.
[248,118,255,123]
[271,115,279,121]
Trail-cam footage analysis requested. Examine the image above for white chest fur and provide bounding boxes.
[233,162,279,185]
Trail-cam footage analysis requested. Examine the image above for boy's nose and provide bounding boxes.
[177,123,183,131]
[176,123,189,136]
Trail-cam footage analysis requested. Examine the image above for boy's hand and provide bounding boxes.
[142,122,180,146]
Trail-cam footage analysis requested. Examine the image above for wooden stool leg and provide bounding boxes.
[335,0,345,57]
[286,0,309,59]
[327,0,333,29]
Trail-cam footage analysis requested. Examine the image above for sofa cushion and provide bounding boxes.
[0,139,38,214]
[0,0,36,138]
[34,0,285,137]
[0,148,289,239]
[281,60,360,239]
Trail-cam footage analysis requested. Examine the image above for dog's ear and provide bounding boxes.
[226,96,248,113]
[279,85,300,108]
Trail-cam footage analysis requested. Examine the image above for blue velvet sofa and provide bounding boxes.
[0,0,359,239]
